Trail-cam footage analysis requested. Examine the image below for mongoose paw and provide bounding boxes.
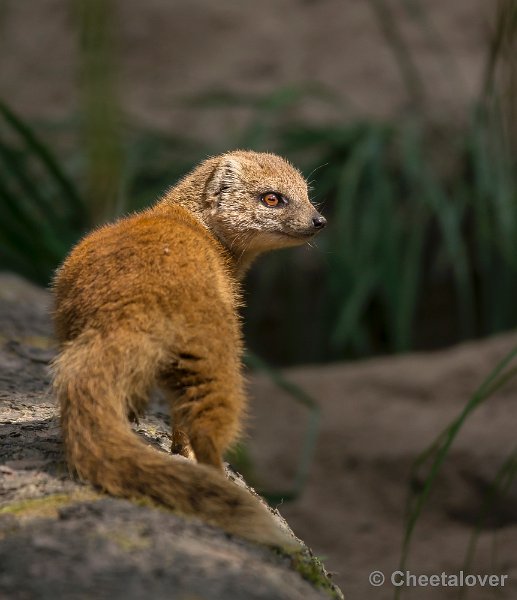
[170,428,193,459]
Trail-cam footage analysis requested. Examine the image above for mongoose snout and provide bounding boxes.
[290,211,327,237]
[312,214,327,229]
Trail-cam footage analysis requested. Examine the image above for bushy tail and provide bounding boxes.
[52,329,300,550]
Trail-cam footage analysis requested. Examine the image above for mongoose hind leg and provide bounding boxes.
[189,430,223,470]
[160,351,245,472]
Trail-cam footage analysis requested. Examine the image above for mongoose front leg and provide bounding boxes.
[126,391,150,425]
[160,387,194,458]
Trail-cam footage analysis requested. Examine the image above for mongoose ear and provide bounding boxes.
[206,157,242,206]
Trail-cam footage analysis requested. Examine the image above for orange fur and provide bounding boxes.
[52,151,326,548]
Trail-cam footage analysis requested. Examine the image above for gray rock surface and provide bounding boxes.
[0,273,342,600]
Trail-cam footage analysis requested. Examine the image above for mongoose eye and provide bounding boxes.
[261,192,286,208]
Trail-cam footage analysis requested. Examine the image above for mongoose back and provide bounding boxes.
[52,150,327,548]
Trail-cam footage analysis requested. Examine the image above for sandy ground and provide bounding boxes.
[0,0,493,141]
[248,334,517,599]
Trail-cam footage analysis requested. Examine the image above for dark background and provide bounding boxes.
[1,0,515,367]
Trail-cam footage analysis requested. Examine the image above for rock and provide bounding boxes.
[0,273,343,600]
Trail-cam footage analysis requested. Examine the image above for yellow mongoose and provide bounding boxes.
[52,150,326,548]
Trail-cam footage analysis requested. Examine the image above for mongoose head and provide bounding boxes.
[203,151,326,257]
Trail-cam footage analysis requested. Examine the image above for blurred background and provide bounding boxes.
[1,0,516,366]
[1,1,516,598]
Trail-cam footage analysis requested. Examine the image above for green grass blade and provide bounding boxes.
[398,345,517,594]
[0,140,62,225]
[0,99,87,226]
[461,448,517,589]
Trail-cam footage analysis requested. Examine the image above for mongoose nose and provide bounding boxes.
[312,215,327,230]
